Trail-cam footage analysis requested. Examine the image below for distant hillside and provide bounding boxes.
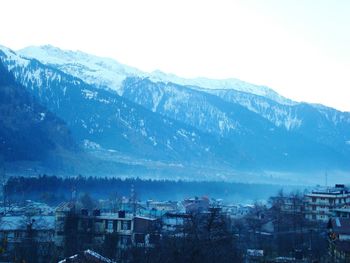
[0,61,76,165]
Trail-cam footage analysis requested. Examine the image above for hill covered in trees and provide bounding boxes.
[0,60,76,164]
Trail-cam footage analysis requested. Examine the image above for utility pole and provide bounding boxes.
[131,184,136,216]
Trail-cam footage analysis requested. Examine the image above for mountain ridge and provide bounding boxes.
[1,46,251,173]
[1,43,349,182]
[18,45,294,106]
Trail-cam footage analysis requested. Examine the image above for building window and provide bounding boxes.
[107,220,113,231]
[122,221,131,230]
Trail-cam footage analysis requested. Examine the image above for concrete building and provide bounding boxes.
[304,184,350,222]
[55,202,160,255]
[182,196,209,214]
[0,215,55,262]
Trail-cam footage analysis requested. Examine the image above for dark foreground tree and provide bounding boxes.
[128,208,241,263]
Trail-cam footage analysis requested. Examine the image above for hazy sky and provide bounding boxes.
[1,0,349,111]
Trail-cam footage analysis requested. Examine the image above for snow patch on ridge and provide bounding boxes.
[17,45,292,105]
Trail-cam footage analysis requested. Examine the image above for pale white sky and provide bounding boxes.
[1,0,349,111]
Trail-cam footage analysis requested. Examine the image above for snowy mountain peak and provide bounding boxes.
[0,45,30,69]
[17,44,293,104]
[18,45,145,93]
[0,44,15,56]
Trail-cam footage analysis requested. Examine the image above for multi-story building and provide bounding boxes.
[0,215,55,262]
[304,184,350,222]
[55,202,160,256]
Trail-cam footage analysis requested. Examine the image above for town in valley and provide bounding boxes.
[0,175,350,262]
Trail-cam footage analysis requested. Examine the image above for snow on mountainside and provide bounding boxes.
[18,45,292,105]
[13,45,350,144]
[9,44,350,131]
[149,70,295,106]
[121,77,350,171]
[203,88,303,131]
[0,58,76,164]
[0,45,30,69]
[0,46,245,169]
[18,45,145,93]
[205,87,350,147]
[1,44,350,174]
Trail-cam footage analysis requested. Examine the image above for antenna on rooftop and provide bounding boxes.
[325,170,328,188]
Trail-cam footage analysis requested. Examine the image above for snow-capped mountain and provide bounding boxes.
[149,70,295,106]
[120,77,350,169]
[205,88,350,150]
[27,43,350,145]
[1,44,350,177]
[18,45,350,139]
[0,46,245,171]
[18,45,292,105]
[19,45,146,93]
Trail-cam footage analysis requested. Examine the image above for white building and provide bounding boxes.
[304,184,350,222]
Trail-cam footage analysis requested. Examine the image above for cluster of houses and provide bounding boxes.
[1,184,350,262]
[0,196,218,262]
[245,184,350,262]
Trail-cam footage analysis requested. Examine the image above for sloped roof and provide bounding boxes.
[330,218,350,234]
[58,249,117,263]
[0,215,55,231]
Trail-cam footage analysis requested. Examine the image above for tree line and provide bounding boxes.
[4,174,291,205]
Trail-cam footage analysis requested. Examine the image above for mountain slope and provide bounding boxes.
[0,46,247,171]
[18,45,145,93]
[12,45,350,172]
[204,88,350,154]
[0,60,76,163]
[1,44,349,178]
[120,77,350,171]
